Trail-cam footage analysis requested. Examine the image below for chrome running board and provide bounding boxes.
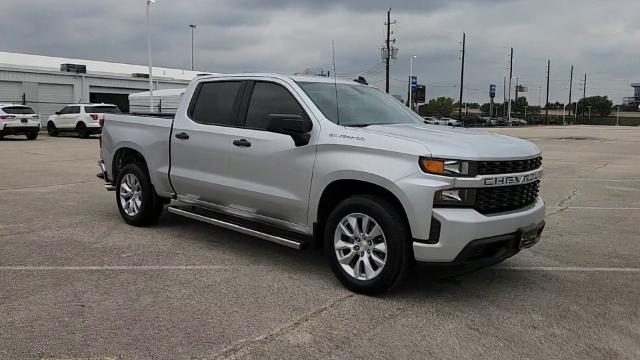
[168,206,304,250]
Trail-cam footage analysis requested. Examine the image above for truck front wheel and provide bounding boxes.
[324,195,411,295]
[116,163,164,226]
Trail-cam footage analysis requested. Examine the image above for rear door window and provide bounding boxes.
[244,82,305,130]
[2,106,35,115]
[189,81,244,126]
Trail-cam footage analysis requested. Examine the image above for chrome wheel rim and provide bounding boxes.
[119,173,142,216]
[334,213,387,281]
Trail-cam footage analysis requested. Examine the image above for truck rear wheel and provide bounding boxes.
[324,195,411,295]
[116,163,164,226]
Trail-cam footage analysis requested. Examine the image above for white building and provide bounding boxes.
[0,51,215,122]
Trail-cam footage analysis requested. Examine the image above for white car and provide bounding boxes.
[47,103,121,138]
[0,104,41,140]
[440,118,462,127]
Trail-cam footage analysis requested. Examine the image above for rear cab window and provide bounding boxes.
[188,81,244,126]
[2,106,35,115]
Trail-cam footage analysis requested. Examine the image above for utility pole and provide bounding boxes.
[189,24,196,71]
[582,73,587,121]
[503,76,507,115]
[515,76,519,116]
[545,59,550,125]
[384,9,396,93]
[146,0,156,112]
[507,48,513,124]
[458,32,466,121]
[568,65,573,120]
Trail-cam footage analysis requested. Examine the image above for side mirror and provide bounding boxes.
[55,111,61,115]
[266,114,312,146]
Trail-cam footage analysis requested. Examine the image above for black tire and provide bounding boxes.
[76,122,90,138]
[324,195,411,295]
[26,132,38,140]
[47,122,58,136]
[115,163,165,226]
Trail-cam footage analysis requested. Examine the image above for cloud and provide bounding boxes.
[0,0,639,103]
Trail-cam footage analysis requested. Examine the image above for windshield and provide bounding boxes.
[86,106,121,114]
[297,82,423,127]
[2,106,35,115]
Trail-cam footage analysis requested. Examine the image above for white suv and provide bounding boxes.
[47,103,121,138]
[0,104,41,140]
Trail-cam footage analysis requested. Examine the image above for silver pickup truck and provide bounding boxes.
[99,73,545,294]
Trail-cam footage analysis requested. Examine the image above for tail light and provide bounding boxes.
[99,117,104,127]
[90,113,99,121]
[0,115,15,120]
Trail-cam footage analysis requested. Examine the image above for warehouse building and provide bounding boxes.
[0,51,211,124]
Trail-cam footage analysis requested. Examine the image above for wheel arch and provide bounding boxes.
[312,176,413,248]
[111,146,149,183]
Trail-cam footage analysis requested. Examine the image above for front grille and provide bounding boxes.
[477,156,542,175]
[475,181,540,214]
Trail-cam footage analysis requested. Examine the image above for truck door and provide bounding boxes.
[169,80,247,207]
[221,80,317,229]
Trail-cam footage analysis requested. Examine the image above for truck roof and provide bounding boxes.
[195,73,369,86]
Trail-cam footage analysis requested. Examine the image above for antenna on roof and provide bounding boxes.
[332,40,340,126]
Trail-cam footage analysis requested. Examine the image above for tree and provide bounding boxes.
[419,97,455,117]
[512,96,529,116]
[577,96,613,117]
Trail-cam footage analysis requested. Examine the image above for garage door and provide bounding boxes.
[37,83,74,124]
[0,81,23,103]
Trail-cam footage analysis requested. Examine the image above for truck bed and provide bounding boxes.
[101,114,174,197]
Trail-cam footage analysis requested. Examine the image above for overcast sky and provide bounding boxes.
[1,0,639,104]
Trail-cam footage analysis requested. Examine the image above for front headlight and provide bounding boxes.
[434,188,475,206]
[419,158,472,176]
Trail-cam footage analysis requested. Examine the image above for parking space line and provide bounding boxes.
[2,265,638,273]
[0,265,254,271]
[0,180,95,191]
[544,179,640,182]
[547,206,640,210]
[499,266,640,273]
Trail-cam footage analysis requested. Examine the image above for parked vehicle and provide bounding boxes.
[47,103,121,138]
[99,74,545,294]
[0,104,40,140]
[440,118,462,127]
[511,118,528,126]
[423,116,439,124]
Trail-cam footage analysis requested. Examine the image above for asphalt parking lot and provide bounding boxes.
[1,126,639,360]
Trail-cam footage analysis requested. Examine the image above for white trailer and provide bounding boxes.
[128,88,185,114]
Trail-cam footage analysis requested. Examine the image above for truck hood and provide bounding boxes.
[361,123,541,160]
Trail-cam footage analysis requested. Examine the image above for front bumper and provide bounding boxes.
[413,197,545,263]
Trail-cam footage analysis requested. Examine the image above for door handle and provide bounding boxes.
[175,132,190,140]
[233,139,251,148]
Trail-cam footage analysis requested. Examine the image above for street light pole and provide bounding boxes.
[146,0,156,112]
[409,55,416,111]
[189,24,196,71]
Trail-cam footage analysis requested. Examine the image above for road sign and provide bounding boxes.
[490,84,496,98]
[410,76,417,91]
[415,85,426,103]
